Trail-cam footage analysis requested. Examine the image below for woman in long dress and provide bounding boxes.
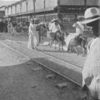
[27,18,39,49]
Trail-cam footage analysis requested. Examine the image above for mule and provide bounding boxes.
[50,31,67,51]
[67,34,87,55]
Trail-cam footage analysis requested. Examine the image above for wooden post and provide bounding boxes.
[26,0,28,21]
[84,0,87,10]
[44,0,46,21]
[15,4,17,15]
[26,0,28,12]
[11,6,12,15]
[33,0,36,17]
[57,0,63,22]
[57,0,60,19]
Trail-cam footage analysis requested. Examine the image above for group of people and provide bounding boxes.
[27,17,63,49]
[27,7,100,99]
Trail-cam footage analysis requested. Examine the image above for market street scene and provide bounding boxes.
[0,0,99,100]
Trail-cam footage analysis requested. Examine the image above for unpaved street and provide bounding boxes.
[0,40,84,100]
[0,41,29,66]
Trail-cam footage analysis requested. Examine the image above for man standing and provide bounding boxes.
[82,7,100,99]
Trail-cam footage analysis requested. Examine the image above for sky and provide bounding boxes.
[0,0,20,7]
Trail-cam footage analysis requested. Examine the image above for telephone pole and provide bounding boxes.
[57,0,60,19]
[84,0,87,10]
[33,0,36,17]
[44,0,46,21]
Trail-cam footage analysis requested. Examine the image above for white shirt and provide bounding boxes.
[49,22,61,33]
[73,21,84,35]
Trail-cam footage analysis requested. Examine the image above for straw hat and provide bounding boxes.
[81,7,100,24]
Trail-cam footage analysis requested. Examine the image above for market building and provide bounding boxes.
[0,6,5,20]
[3,0,100,33]
[4,0,99,20]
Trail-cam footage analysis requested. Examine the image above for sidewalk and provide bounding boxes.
[0,33,28,41]
[2,39,83,86]
[0,33,85,68]
[37,45,85,67]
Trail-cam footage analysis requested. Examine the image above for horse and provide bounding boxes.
[67,34,87,55]
[50,30,67,50]
[67,26,94,55]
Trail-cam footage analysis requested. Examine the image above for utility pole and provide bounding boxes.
[26,0,28,12]
[57,0,60,19]
[44,0,46,21]
[84,0,87,10]
[15,4,17,15]
[26,0,28,21]
[20,1,22,22]
[33,0,36,18]
[57,0,63,22]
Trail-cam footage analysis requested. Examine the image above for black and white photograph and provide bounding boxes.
[0,0,99,100]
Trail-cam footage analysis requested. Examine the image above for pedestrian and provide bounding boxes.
[27,18,39,49]
[82,7,100,99]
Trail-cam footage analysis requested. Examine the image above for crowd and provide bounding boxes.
[0,7,99,99]
[26,13,94,54]
[27,7,100,100]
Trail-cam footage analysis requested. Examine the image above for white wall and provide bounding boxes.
[8,7,12,15]
[35,0,44,11]
[27,0,33,11]
[0,7,5,11]
[16,3,20,13]
[5,8,8,16]
[45,0,57,10]
[21,1,26,12]
[12,5,16,14]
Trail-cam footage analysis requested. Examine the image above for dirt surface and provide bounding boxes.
[0,33,85,100]
[0,59,84,100]
[0,41,29,66]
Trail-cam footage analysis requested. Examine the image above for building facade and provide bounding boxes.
[4,0,99,20]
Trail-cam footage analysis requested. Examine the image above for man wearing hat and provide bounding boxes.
[49,18,61,46]
[82,7,100,99]
[64,16,85,51]
[81,7,100,36]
